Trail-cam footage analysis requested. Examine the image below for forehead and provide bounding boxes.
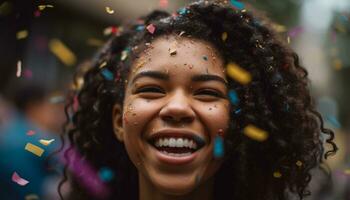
[130,35,225,76]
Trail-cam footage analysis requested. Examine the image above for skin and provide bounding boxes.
[113,35,230,200]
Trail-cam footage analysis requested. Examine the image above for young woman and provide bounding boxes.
[58,1,337,199]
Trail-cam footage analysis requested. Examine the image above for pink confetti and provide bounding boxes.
[34,10,41,17]
[12,172,29,186]
[287,26,304,38]
[26,130,36,136]
[146,24,156,34]
[23,69,32,78]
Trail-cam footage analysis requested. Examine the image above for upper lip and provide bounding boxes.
[147,129,207,148]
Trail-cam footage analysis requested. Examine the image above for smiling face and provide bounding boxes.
[113,35,230,196]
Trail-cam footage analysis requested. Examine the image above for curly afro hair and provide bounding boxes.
[58,1,337,200]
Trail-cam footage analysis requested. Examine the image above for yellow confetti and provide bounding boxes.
[296,160,303,167]
[333,59,342,70]
[221,32,228,42]
[226,63,252,84]
[287,36,291,44]
[273,171,282,178]
[105,7,114,14]
[49,39,77,66]
[121,50,128,61]
[344,169,350,175]
[16,30,28,40]
[39,139,55,146]
[271,23,287,33]
[38,4,54,11]
[25,194,39,200]
[25,143,44,157]
[99,61,107,69]
[243,124,268,142]
[87,38,104,47]
[16,60,22,77]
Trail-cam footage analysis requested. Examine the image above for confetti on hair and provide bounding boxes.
[243,124,268,142]
[25,194,39,200]
[99,61,107,69]
[38,4,53,11]
[273,171,282,178]
[101,68,114,81]
[49,39,77,66]
[121,49,129,61]
[228,90,239,105]
[287,36,291,44]
[159,0,168,8]
[146,24,156,34]
[230,0,245,10]
[39,139,55,146]
[235,108,241,114]
[26,130,36,136]
[25,143,44,157]
[12,172,29,186]
[105,6,114,14]
[221,32,228,42]
[226,63,251,84]
[136,25,145,31]
[296,160,303,167]
[103,26,118,36]
[178,7,187,15]
[98,167,115,182]
[16,60,22,77]
[16,30,28,40]
[213,135,224,158]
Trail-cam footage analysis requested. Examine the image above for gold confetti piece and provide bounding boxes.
[87,38,104,47]
[49,39,77,66]
[287,36,291,44]
[296,160,303,167]
[271,23,287,33]
[38,4,54,11]
[25,194,39,200]
[105,6,114,14]
[121,50,128,61]
[273,171,282,178]
[39,139,55,146]
[226,63,252,84]
[243,124,268,142]
[16,60,22,77]
[16,30,28,40]
[169,48,177,56]
[99,61,107,69]
[344,169,350,175]
[333,59,343,70]
[25,143,44,157]
[221,32,228,41]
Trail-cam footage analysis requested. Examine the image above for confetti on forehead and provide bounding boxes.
[243,125,268,142]
[226,63,252,84]
[12,172,29,186]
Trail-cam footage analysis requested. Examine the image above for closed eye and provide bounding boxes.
[135,86,165,94]
[195,89,224,98]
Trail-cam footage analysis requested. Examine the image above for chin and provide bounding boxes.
[149,173,198,196]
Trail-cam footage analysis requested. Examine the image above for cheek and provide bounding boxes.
[196,101,230,134]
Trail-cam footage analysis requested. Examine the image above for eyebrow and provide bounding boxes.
[131,70,227,85]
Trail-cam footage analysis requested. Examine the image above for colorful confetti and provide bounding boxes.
[49,95,65,104]
[105,7,114,14]
[221,32,228,42]
[228,90,239,105]
[230,0,245,10]
[146,24,156,34]
[243,124,268,142]
[226,63,252,84]
[101,68,114,81]
[16,30,28,40]
[273,171,282,178]
[12,172,29,186]
[296,160,303,167]
[49,39,77,67]
[39,139,55,146]
[178,8,187,15]
[213,136,224,158]
[16,60,22,77]
[25,143,44,157]
[121,50,129,61]
[98,167,115,182]
[38,4,53,11]
[26,130,36,136]
[136,25,145,31]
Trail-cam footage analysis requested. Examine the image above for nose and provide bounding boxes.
[159,90,195,124]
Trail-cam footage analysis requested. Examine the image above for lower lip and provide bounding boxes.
[150,146,198,165]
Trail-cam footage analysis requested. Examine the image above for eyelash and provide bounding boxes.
[135,86,165,94]
[135,86,223,98]
[195,89,223,97]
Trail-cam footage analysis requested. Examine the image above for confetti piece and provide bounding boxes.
[213,135,224,158]
[235,108,241,114]
[26,130,36,136]
[39,139,55,146]
[169,47,177,56]
[326,115,341,128]
[103,26,118,36]
[16,60,22,77]
[178,8,187,15]
[87,38,104,47]
[38,4,54,11]
[344,169,350,175]
[271,23,287,33]
[99,61,107,69]
[273,171,282,178]
[98,167,115,182]
[243,124,268,142]
[12,172,29,186]
[121,50,128,61]
[296,160,303,167]
[25,143,44,157]
[16,30,28,40]
[49,39,77,67]
[226,63,251,84]
[25,194,39,200]
[221,32,228,42]
[159,0,168,8]
[136,25,145,31]
[230,0,245,10]
[228,90,239,105]
[105,7,114,14]
[332,59,343,70]
[146,24,156,34]
[49,95,65,104]
[287,36,291,44]
[101,68,114,81]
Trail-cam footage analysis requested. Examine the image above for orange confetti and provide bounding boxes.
[226,63,252,84]
[39,139,55,146]
[243,124,268,142]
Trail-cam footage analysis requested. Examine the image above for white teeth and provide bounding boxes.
[161,151,192,157]
[154,137,197,149]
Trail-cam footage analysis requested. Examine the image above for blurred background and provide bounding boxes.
[0,0,349,199]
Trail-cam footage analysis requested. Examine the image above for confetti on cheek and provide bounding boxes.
[146,24,156,34]
[273,171,282,178]
[49,39,77,67]
[26,130,36,136]
[243,125,268,142]
[230,0,245,10]
[105,7,114,14]
[39,139,55,146]
[213,136,224,158]
[25,143,44,157]
[16,60,22,77]
[226,63,252,84]
[221,32,228,42]
[12,172,29,186]
[228,90,239,105]
[16,30,28,40]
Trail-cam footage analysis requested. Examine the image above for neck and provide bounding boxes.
[139,173,214,200]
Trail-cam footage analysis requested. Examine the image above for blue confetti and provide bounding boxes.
[326,115,341,128]
[98,167,115,182]
[228,90,239,105]
[235,108,241,114]
[178,8,187,15]
[101,68,114,81]
[213,136,224,158]
[230,0,245,10]
[136,25,145,31]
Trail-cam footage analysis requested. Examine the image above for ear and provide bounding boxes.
[112,104,124,142]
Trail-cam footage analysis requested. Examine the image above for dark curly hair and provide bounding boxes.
[57,1,337,199]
